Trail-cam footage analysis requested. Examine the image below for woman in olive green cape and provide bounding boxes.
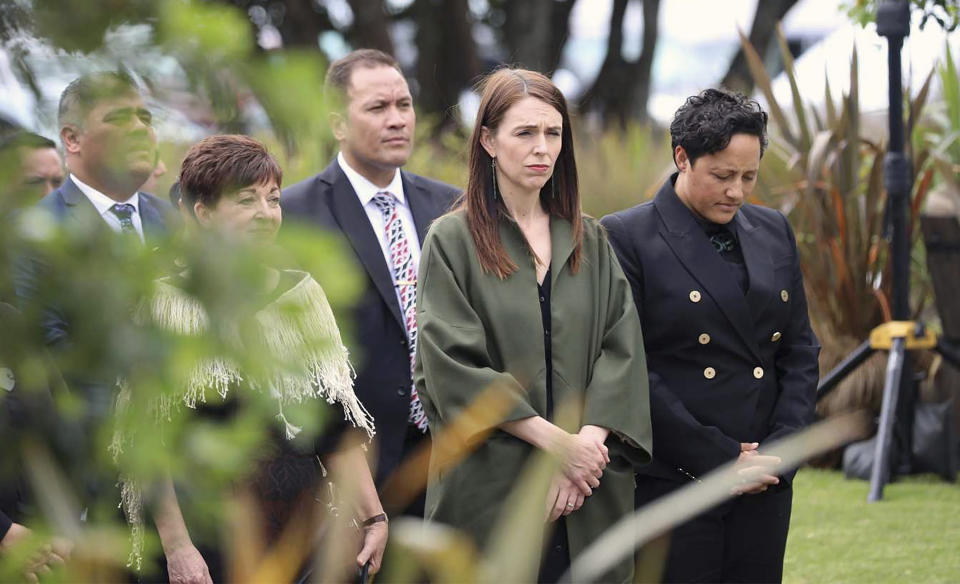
[413,69,651,583]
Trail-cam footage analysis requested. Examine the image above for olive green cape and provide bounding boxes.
[415,211,651,582]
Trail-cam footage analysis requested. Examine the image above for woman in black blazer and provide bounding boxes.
[601,88,820,583]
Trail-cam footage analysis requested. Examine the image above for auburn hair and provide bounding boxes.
[456,68,582,279]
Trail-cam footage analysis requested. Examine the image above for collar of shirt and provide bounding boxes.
[70,173,140,217]
[337,152,406,208]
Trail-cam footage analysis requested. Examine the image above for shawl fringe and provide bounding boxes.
[117,271,374,569]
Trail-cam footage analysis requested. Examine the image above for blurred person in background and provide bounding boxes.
[123,135,387,583]
[414,68,651,583]
[0,131,64,303]
[140,156,168,196]
[0,130,64,211]
[8,71,175,576]
[0,131,71,581]
[16,70,173,347]
[0,299,74,582]
[283,49,459,519]
[602,88,820,583]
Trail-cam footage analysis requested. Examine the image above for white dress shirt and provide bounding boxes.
[70,174,145,242]
[337,152,422,296]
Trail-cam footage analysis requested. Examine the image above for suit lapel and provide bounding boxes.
[653,179,761,361]
[326,163,405,329]
[402,172,434,245]
[60,177,107,232]
[736,212,774,321]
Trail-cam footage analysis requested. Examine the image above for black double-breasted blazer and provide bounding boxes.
[601,176,820,483]
[281,160,459,486]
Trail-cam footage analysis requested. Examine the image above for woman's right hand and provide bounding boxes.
[165,544,212,584]
[558,432,609,496]
[733,442,781,495]
[545,473,586,522]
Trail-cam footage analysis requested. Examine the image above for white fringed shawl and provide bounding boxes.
[115,269,375,569]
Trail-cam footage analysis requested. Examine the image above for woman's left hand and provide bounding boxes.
[356,520,388,575]
[545,474,585,523]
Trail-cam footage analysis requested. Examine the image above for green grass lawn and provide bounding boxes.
[785,468,960,583]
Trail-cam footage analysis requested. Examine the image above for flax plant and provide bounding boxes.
[739,26,940,418]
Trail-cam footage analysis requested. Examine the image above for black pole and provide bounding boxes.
[877,0,916,478]
[869,337,906,501]
[881,4,910,321]
[936,339,960,370]
[817,341,875,400]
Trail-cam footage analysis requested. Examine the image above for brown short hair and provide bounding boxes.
[179,135,282,216]
[458,68,582,279]
[325,49,401,96]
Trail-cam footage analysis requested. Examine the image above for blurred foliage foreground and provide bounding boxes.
[1,0,959,580]
[0,204,367,581]
[0,191,872,580]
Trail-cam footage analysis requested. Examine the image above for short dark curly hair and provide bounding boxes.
[669,88,768,168]
[179,135,282,217]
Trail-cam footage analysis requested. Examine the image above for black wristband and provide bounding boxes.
[361,512,388,527]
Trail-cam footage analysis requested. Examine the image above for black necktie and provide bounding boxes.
[109,203,138,237]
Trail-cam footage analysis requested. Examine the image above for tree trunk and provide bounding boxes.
[413,0,480,131]
[721,0,800,94]
[503,0,552,70]
[345,0,394,54]
[580,0,661,129]
[633,0,660,125]
[501,0,576,73]
[267,0,335,48]
[546,0,577,74]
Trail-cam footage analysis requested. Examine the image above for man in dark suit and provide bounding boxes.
[283,50,459,517]
[10,72,172,543]
[18,71,171,348]
[601,89,820,583]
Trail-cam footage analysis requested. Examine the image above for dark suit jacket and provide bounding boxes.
[0,302,70,538]
[15,176,171,348]
[12,177,173,466]
[281,160,459,486]
[601,176,820,484]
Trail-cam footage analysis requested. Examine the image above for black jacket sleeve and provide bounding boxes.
[0,510,11,542]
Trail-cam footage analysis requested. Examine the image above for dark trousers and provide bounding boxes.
[398,423,430,517]
[538,517,570,583]
[635,476,793,584]
[378,424,430,579]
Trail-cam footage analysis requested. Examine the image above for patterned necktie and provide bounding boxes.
[109,203,139,238]
[371,192,428,432]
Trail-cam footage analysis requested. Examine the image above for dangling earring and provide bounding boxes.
[551,176,557,200]
[490,157,499,201]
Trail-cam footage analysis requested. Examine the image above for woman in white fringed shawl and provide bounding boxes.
[118,135,387,584]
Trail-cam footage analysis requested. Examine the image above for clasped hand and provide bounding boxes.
[732,442,782,495]
[545,426,610,522]
[0,524,73,584]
